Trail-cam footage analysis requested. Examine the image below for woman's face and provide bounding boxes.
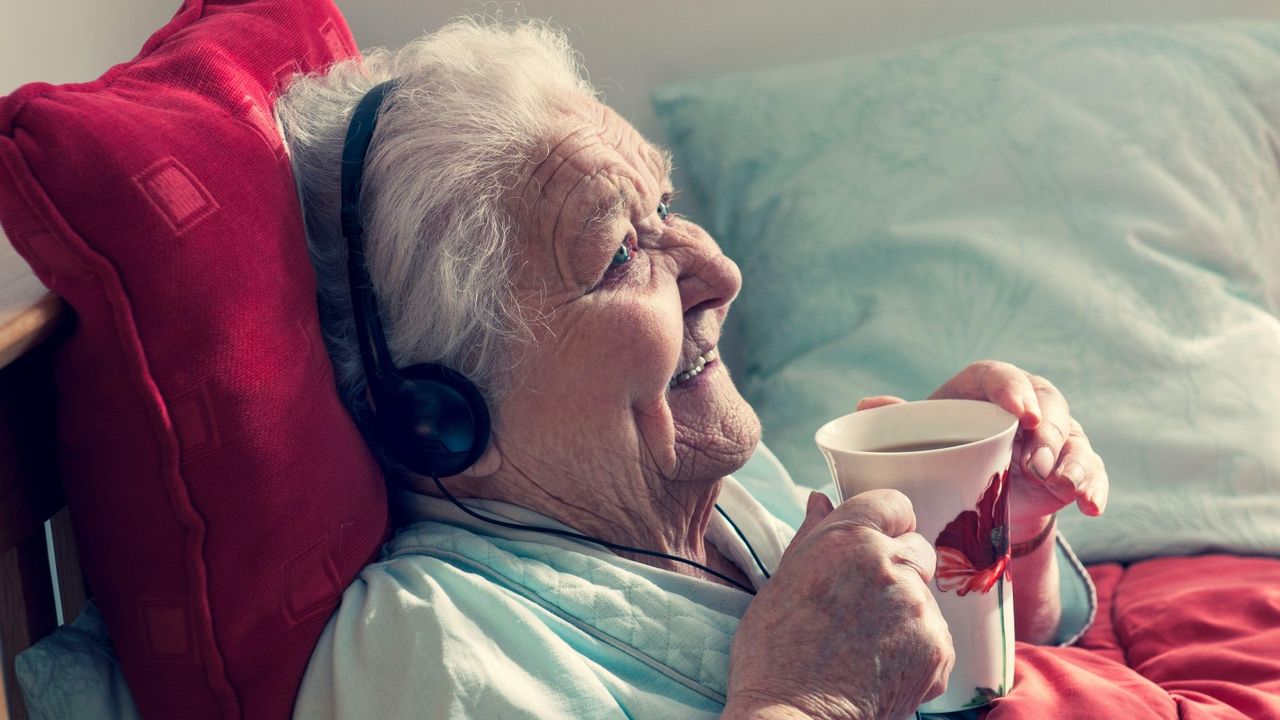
[499,98,761,489]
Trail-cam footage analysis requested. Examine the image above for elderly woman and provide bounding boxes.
[276,18,1106,720]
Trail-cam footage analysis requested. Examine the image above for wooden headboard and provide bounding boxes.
[0,235,85,720]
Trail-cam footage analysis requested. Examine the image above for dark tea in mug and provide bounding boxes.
[866,439,980,453]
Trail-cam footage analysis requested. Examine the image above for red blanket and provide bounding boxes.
[984,555,1280,720]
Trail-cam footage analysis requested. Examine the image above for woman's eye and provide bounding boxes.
[610,241,633,266]
[657,201,670,220]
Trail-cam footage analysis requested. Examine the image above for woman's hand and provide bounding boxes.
[858,360,1108,543]
[724,491,954,720]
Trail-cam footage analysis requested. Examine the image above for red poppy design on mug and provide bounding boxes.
[934,467,1011,596]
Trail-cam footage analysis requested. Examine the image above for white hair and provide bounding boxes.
[275,18,597,439]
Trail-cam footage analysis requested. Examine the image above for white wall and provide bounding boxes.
[0,0,178,95]
[5,1,1280,138]
[337,0,1280,140]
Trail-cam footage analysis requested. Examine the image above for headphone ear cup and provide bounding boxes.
[340,80,491,480]
[373,363,491,478]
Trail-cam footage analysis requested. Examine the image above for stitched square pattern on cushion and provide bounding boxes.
[133,157,220,234]
[0,1,388,718]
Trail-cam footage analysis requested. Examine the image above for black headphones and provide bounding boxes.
[340,79,491,479]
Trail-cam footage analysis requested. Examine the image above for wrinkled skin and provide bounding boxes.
[442,98,762,581]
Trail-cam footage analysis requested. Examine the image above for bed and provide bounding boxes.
[2,1,1280,719]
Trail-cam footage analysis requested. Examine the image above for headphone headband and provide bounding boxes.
[342,80,398,389]
[340,79,397,243]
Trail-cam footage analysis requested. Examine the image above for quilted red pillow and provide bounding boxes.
[0,1,387,718]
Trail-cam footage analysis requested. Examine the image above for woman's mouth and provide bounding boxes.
[668,347,718,389]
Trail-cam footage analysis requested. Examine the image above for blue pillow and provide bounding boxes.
[654,22,1280,562]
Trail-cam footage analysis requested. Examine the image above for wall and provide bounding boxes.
[0,0,178,95]
[337,0,1280,140]
[7,0,1280,139]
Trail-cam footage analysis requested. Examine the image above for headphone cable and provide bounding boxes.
[430,475,757,595]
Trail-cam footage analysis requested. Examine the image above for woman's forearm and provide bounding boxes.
[1010,516,1061,645]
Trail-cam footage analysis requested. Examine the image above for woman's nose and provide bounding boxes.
[680,251,742,315]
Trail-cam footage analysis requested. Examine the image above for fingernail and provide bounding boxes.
[808,491,832,514]
[1021,400,1042,429]
[1028,446,1054,480]
[1060,462,1084,488]
[1093,484,1109,514]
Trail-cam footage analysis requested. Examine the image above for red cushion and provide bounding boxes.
[0,2,388,718]
[985,556,1280,720]
[1111,556,1280,719]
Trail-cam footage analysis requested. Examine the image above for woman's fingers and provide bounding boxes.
[731,488,955,720]
[1050,422,1109,516]
[790,491,835,549]
[831,488,918,538]
[892,531,937,584]
[871,363,1109,518]
[856,395,907,411]
[1021,375,1072,485]
[929,360,1042,430]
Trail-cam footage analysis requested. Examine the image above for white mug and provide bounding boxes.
[814,399,1018,715]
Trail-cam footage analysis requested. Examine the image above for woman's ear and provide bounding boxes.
[457,435,502,478]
